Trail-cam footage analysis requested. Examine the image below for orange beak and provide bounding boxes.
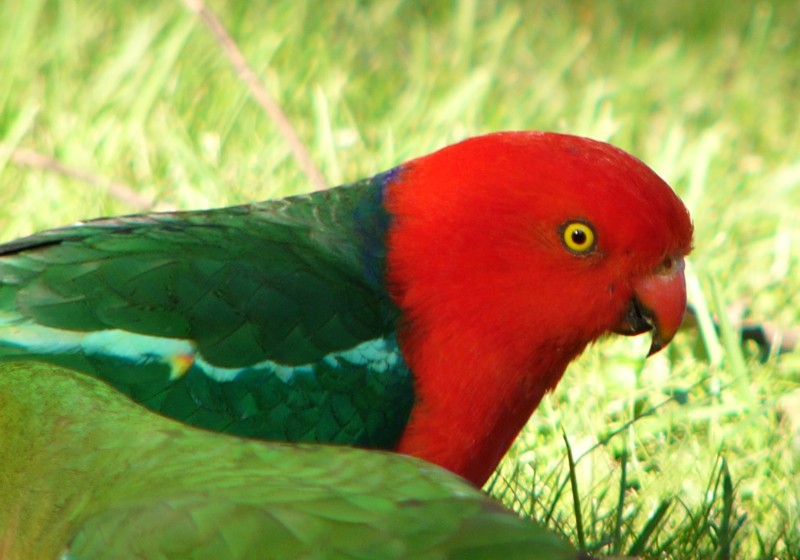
[614,257,687,356]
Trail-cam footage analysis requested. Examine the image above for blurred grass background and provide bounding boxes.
[2,0,799,557]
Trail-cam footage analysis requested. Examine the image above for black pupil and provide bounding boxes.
[571,229,587,246]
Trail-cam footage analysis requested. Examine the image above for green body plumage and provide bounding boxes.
[0,361,581,560]
[0,171,414,447]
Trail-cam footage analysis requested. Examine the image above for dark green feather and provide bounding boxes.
[0,172,414,447]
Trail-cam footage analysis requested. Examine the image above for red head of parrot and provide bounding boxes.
[384,131,693,485]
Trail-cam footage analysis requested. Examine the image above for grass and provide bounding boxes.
[2,0,800,557]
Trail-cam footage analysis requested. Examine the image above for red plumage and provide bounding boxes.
[385,132,693,485]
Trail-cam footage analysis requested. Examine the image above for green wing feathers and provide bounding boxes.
[0,184,393,366]
[0,178,415,447]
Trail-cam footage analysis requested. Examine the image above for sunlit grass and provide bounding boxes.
[2,1,799,557]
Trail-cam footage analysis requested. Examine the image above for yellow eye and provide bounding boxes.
[561,221,596,254]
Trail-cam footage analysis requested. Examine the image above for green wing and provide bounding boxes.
[0,362,583,560]
[0,175,414,446]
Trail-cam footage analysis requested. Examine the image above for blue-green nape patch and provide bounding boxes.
[0,317,414,449]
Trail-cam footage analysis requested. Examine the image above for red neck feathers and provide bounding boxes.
[384,132,693,486]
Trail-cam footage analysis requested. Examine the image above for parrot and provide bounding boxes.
[0,360,586,560]
[0,131,693,486]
